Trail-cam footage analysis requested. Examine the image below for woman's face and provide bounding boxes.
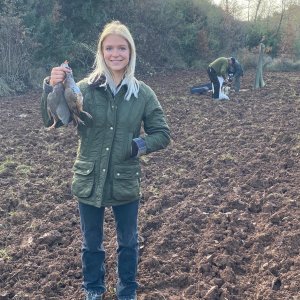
[102,34,130,78]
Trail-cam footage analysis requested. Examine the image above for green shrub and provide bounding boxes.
[0,78,14,97]
[266,58,300,71]
[0,15,33,94]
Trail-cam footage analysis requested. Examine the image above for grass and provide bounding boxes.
[0,248,11,260]
[219,153,237,162]
[16,164,32,175]
[0,158,32,176]
[0,163,6,174]
[0,157,15,175]
[8,211,18,217]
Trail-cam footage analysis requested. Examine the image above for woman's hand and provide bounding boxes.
[50,66,71,86]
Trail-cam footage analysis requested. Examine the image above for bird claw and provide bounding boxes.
[73,119,85,128]
[82,111,92,119]
[47,123,57,130]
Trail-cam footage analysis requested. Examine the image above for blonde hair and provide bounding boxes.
[88,20,139,100]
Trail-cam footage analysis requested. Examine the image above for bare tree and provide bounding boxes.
[254,0,264,22]
[274,0,286,37]
[247,0,251,21]
[220,0,244,19]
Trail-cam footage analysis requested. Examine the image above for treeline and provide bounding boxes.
[0,0,299,95]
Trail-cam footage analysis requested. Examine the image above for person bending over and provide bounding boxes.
[207,57,234,99]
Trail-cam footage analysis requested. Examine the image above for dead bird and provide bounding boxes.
[47,81,71,130]
[62,61,92,127]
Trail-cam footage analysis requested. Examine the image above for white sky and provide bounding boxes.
[212,0,250,20]
[211,0,292,21]
[212,0,283,5]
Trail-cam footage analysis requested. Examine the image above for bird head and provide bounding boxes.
[61,60,69,68]
[60,60,73,80]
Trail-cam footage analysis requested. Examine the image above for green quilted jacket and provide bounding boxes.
[41,77,171,207]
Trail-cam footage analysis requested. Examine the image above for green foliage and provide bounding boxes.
[0,78,14,97]
[237,47,260,70]
[0,0,299,94]
[133,0,203,68]
[246,23,266,49]
[294,39,300,59]
[0,13,33,94]
[0,157,15,175]
[16,164,32,176]
[34,19,75,66]
[266,58,300,71]
[0,248,11,260]
[245,21,282,57]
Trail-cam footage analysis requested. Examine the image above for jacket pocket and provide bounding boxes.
[71,160,95,198]
[112,163,141,201]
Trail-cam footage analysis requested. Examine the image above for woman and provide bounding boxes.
[41,21,171,300]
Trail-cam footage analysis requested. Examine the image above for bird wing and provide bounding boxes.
[64,88,78,111]
[47,91,60,118]
[56,94,71,125]
[47,82,71,125]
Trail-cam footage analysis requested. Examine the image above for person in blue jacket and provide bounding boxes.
[228,58,244,92]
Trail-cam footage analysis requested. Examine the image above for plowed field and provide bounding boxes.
[0,70,299,300]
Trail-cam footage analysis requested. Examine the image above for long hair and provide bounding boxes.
[88,20,139,100]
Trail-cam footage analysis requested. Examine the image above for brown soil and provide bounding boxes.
[0,70,299,300]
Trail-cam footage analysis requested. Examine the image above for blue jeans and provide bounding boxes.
[79,200,139,298]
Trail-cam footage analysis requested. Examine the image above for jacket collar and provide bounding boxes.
[88,75,106,88]
[89,75,128,96]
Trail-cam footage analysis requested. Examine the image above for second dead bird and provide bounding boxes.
[62,61,92,127]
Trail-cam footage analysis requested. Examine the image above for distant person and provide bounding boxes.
[207,57,234,99]
[40,20,171,300]
[228,58,244,92]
